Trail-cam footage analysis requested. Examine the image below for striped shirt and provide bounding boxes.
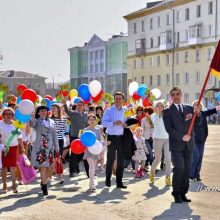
[52,117,68,140]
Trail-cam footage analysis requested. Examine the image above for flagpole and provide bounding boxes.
[187,68,211,136]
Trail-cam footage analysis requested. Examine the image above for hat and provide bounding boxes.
[125,118,139,127]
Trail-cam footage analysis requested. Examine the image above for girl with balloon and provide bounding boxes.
[82,114,103,192]
[30,106,59,196]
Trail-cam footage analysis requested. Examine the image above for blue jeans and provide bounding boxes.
[190,142,205,179]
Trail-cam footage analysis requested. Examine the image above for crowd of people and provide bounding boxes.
[0,87,219,203]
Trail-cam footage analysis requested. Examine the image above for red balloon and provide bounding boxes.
[44,95,53,101]
[132,91,141,101]
[0,114,3,120]
[84,99,90,105]
[60,90,69,97]
[70,139,86,154]
[17,84,27,96]
[21,89,37,103]
[91,89,103,102]
[6,94,16,104]
[143,97,152,107]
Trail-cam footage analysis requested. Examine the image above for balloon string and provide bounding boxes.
[4,128,19,156]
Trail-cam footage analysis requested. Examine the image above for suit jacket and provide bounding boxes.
[163,104,202,152]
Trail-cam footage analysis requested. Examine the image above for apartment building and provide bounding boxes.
[68,34,128,96]
[124,0,220,106]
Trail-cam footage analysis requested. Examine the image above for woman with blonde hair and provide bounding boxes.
[150,101,171,186]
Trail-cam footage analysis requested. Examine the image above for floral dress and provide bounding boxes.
[30,118,59,167]
[132,137,148,161]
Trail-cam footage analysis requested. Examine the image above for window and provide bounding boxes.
[189,24,202,38]
[100,50,104,59]
[208,25,213,36]
[176,11,180,23]
[141,58,144,68]
[90,64,93,73]
[166,74,170,86]
[209,74,213,84]
[160,31,172,44]
[157,75,161,86]
[90,52,93,61]
[176,52,179,64]
[196,71,200,83]
[95,51,98,60]
[150,75,153,86]
[134,23,137,33]
[157,56,160,66]
[133,59,136,69]
[196,5,201,17]
[141,76,144,84]
[185,72,189,84]
[195,93,200,100]
[207,48,212,61]
[176,73,180,85]
[176,32,180,43]
[141,20,145,32]
[150,57,154,66]
[208,1,213,15]
[184,93,189,104]
[196,49,200,62]
[166,54,170,65]
[158,36,161,46]
[157,16,161,28]
[150,38,153,48]
[100,63,104,72]
[166,14,170,25]
[184,51,189,63]
[185,8,190,21]
[135,39,146,50]
[185,30,189,41]
[95,64,99,72]
[150,18,153,30]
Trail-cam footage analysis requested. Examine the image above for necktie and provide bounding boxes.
[178,104,183,116]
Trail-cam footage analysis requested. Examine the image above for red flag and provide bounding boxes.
[210,40,220,78]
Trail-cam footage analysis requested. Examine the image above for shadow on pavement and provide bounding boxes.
[143,184,170,199]
[152,202,201,220]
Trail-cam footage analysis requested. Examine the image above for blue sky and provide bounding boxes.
[0,0,154,82]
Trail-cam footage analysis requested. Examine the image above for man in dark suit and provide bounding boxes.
[163,87,201,203]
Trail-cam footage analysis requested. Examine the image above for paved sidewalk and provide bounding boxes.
[0,125,220,220]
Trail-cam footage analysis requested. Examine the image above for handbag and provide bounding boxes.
[55,156,63,175]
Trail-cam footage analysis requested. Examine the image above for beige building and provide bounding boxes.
[0,70,46,96]
[124,0,220,106]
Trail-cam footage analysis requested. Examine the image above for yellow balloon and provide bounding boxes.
[69,89,78,98]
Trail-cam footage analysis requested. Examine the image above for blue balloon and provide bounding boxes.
[74,97,82,104]
[48,101,58,110]
[16,96,22,105]
[217,92,220,102]
[41,98,50,108]
[78,84,91,101]
[80,131,96,147]
[3,103,7,108]
[137,84,147,97]
[15,109,31,123]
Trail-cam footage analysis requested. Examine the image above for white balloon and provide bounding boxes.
[88,140,103,155]
[129,81,138,96]
[151,88,161,99]
[89,80,102,97]
[18,99,35,115]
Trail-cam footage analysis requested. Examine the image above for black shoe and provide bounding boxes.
[41,184,48,196]
[174,195,183,203]
[189,177,194,180]
[105,180,111,187]
[117,184,127,189]
[160,163,165,170]
[69,173,74,178]
[181,194,191,202]
[196,178,202,181]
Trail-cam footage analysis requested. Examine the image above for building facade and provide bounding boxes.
[69,34,128,96]
[0,70,46,96]
[124,0,220,106]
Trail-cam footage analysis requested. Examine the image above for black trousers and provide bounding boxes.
[69,136,89,177]
[171,148,192,196]
[106,135,124,185]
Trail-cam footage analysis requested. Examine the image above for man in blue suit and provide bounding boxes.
[163,87,202,203]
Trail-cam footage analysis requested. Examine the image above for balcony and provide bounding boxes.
[160,31,172,51]
[135,38,146,56]
[136,47,146,55]
[188,24,203,46]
